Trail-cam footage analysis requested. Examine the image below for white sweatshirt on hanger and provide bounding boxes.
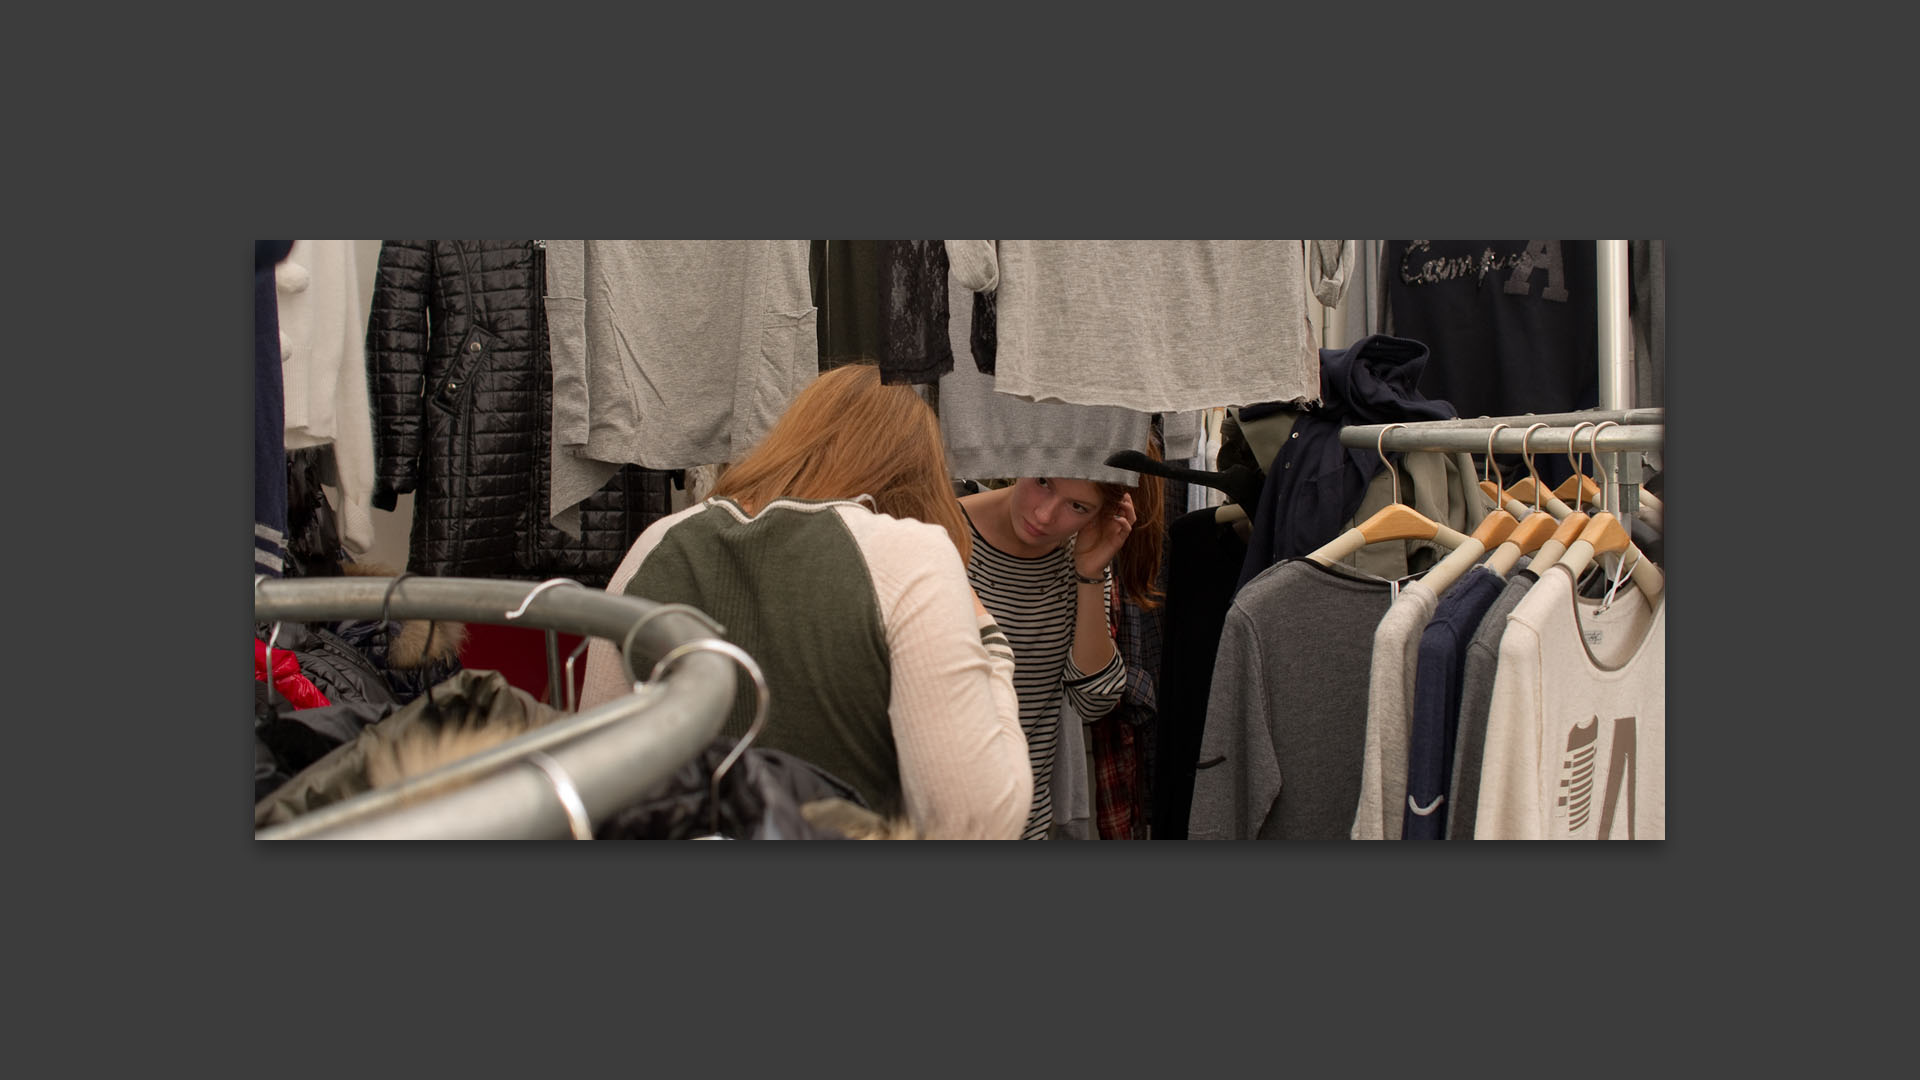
[277,239,376,556]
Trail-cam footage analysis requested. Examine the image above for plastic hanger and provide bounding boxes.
[1541,423,1664,604]
[1305,424,1467,568]
[1102,449,1265,510]
[1417,424,1521,597]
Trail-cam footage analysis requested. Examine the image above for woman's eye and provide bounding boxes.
[1072,504,1091,515]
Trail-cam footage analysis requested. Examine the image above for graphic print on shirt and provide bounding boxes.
[1397,240,1568,302]
[1556,715,1638,839]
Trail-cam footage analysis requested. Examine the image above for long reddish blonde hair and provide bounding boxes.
[711,365,971,562]
[1095,427,1168,611]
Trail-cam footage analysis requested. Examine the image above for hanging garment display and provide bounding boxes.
[1474,563,1665,839]
[1385,240,1596,488]
[1233,334,1460,589]
[1188,559,1395,839]
[277,239,376,556]
[256,240,295,578]
[366,240,674,585]
[543,240,816,533]
[945,240,1352,413]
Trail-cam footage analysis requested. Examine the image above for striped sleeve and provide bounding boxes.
[1062,646,1126,720]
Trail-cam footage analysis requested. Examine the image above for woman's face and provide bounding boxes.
[1005,476,1107,555]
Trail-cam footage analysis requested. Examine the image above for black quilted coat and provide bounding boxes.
[366,241,674,586]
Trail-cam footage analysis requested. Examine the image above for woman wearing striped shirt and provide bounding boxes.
[960,459,1166,840]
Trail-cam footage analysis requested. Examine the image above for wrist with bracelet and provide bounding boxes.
[1073,565,1109,585]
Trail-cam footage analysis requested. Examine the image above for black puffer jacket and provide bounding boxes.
[366,241,676,586]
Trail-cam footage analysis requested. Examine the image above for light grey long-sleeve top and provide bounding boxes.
[945,240,1352,414]
[544,240,816,534]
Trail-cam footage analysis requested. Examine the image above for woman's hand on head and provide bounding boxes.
[1074,492,1135,578]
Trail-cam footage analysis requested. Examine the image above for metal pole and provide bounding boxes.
[1597,241,1638,517]
[254,576,734,840]
[1340,423,1662,456]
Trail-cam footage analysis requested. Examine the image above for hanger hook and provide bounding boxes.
[1483,422,1509,488]
[649,638,770,837]
[1589,420,1620,513]
[506,577,584,620]
[1520,422,1549,512]
[522,751,595,839]
[618,603,727,688]
[1566,421,1596,505]
[1377,423,1406,506]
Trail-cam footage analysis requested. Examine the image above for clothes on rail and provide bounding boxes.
[811,240,883,373]
[1189,559,1397,839]
[542,240,816,532]
[1350,580,1443,841]
[593,738,871,841]
[366,240,677,586]
[877,239,954,385]
[255,239,294,579]
[936,264,1199,485]
[256,669,557,828]
[1474,562,1666,839]
[945,240,1353,413]
[1445,568,1541,840]
[1234,333,1461,590]
[1401,565,1508,840]
[1150,505,1250,840]
[1385,240,1598,443]
[278,239,376,557]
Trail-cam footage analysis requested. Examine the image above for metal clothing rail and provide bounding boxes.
[254,576,736,840]
[1342,243,1662,516]
[1341,411,1662,521]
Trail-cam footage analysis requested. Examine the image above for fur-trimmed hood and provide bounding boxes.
[339,561,467,666]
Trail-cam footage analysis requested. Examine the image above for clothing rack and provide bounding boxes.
[1342,243,1662,519]
[254,575,738,840]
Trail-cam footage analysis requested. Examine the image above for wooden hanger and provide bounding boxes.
[1418,423,1526,595]
[1539,423,1664,603]
[1483,506,1564,577]
[1523,508,1591,572]
[1551,422,1602,509]
[1417,499,1520,598]
[1305,424,1467,568]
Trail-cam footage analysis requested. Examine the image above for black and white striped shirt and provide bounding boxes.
[965,515,1127,839]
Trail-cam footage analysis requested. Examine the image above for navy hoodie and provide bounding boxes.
[1235,334,1457,590]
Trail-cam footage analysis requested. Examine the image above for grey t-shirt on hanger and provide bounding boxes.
[1189,558,1393,840]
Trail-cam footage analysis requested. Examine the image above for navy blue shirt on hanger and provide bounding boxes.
[1403,565,1508,840]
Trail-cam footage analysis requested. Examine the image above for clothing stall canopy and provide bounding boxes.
[254,575,743,840]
